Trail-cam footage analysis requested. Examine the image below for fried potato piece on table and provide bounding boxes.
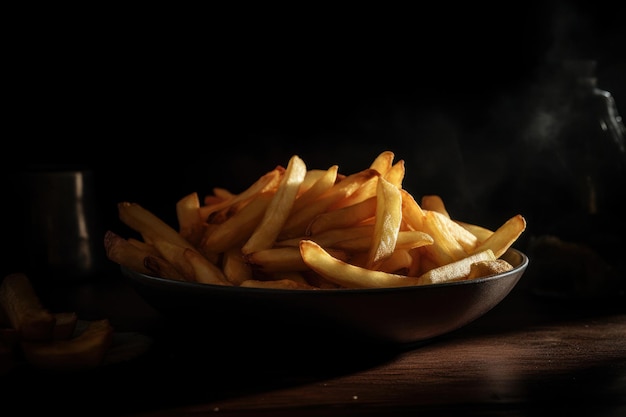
[53,312,78,340]
[20,319,114,371]
[0,273,55,341]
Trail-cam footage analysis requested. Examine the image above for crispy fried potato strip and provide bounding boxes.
[1,273,115,371]
[366,176,403,269]
[242,155,307,254]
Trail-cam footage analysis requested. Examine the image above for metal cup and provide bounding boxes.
[14,168,105,282]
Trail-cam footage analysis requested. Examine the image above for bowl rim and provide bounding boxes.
[121,247,529,296]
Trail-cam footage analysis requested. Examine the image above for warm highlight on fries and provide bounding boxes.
[106,151,526,289]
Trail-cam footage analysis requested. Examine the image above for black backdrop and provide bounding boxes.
[3,1,625,276]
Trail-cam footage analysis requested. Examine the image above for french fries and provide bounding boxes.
[0,273,56,341]
[366,176,402,270]
[242,155,307,254]
[20,319,113,371]
[0,273,114,372]
[106,151,526,289]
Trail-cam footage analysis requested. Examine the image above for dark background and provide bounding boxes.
[3,1,625,276]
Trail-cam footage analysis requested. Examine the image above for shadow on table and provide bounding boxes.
[1,317,415,417]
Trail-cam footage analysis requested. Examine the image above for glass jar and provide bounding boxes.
[514,60,626,300]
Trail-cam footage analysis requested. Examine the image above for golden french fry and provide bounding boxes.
[242,155,307,254]
[430,211,479,253]
[199,166,283,220]
[276,225,375,248]
[306,196,377,236]
[400,189,425,231]
[383,159,405,188]
[246,246,348,273]
[118,202,197,252]
[376,249,413,274]
[150,237,196,281]
[304,167,379,209]
[104,230,155,276]
[290,165,339,213]
[298,169,329,193]
[332,230,433,252]
[366,176,402,269]
[421,195,450,218]
[183,248,231,286]
[245,247,310,272]
[212,187,235,200]
[0,273,56,341]
[200,192,273,254]
[327,171,380,210]
[420,210,468,266]
[127,237,161,257]
[414,249,497,285]
[143,255,187,281]
[176,191,204,246]
[369,150,395,176]
[222,247,253,286]
[471,214,527,258]
[280,168,380,239]
[299,239,425,288]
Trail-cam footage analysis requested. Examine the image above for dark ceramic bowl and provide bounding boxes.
[122,248,528,348]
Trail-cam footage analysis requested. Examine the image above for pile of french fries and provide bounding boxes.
[105,151,526,290]
[0,272,114,373]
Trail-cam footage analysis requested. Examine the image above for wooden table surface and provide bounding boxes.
[2,269,625,417]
